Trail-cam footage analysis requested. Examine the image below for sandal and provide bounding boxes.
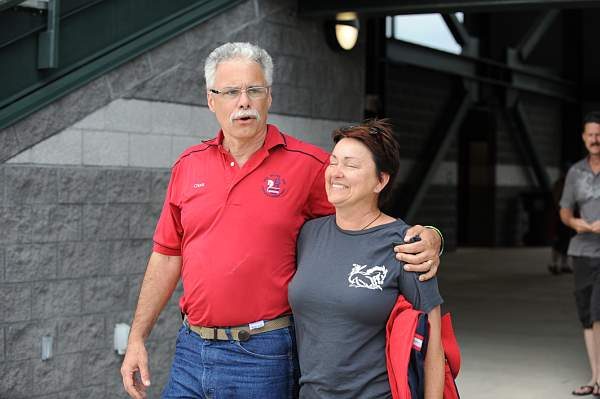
[594,383,600,397]
[572,385,594,396]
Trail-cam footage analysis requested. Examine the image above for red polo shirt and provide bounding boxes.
[153,124,334,326]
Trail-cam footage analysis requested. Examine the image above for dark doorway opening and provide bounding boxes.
[458,108,496,246]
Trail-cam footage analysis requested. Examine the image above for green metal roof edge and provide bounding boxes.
[0,0,244,129]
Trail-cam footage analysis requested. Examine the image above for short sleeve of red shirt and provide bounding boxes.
[153,163,183,256]
[303,160,334,218]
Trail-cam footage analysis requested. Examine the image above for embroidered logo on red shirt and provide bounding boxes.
[262,175,287,197]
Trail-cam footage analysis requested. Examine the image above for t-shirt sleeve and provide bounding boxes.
[398,269,443,313]
[303,161,335,219]
[559,167,576,210]
[153,164,183,256]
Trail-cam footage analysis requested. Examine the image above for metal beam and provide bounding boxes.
[0,0,24,12]
[20,0,49,10]
[516,9,560,60]
[404,91,473,221]
[37,0,59,69]
[299,0,600,16]
[442,13,470,48]
[387,39,576,101]
[506,99,553,194]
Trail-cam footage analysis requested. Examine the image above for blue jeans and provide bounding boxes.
[162,320,299,398]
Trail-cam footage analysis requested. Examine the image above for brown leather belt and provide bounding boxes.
[188,315,292,342]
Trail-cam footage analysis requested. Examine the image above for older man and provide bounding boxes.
[120,42,443,399]
[561,111,600,396]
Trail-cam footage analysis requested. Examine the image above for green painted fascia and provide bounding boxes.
[0,0,26,13]
[0,0,244,129]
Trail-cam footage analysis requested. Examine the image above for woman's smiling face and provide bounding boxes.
[325,137,388,209]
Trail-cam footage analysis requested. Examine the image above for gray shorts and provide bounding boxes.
[573,256,600,328]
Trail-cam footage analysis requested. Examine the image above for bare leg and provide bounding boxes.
[572,329,596,395]
[585,328,596,384]
[594,323,600,394]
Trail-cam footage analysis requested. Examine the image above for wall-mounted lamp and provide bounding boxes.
[326,12,359,51]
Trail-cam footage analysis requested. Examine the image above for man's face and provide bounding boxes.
[582,122,600,156]
[207,59,272,142]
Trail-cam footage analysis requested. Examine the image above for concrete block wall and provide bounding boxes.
[0,164,180,398]
[0,1,364,398]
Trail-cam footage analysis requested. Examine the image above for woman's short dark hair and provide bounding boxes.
[332,119,401,208]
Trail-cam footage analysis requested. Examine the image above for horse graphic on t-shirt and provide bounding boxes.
[348,264,388,291]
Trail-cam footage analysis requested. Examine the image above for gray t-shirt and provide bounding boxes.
[288,215,443,399]
[559,158,600,258]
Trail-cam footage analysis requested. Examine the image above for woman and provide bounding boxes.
[289,120,445,398]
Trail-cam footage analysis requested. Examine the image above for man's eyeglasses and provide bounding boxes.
[209,86,270,100]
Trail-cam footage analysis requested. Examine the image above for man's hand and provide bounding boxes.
[394,225,441,282]
[591,220,600,234]
[120,252,181,397]
[571,218,593,234]
[121,338,151,399]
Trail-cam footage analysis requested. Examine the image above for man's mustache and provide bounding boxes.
[230,109,260,123]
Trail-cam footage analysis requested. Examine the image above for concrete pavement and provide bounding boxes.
[438,247,589,399]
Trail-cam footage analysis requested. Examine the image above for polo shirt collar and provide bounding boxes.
[203,124,286,151]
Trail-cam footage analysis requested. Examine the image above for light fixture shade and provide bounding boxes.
[334,12,359,51]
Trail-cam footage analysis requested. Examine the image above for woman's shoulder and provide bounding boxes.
[378,218,411,241]
[301,215,334,234]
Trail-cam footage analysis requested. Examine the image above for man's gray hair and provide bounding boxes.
[204,42,273,88]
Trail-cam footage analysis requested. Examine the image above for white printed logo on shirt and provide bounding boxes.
[348,264,388,291]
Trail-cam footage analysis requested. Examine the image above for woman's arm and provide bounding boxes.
[425,305,444,399]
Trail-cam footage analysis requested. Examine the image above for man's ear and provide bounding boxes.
[267,90,272,110]
[207,91,216,113]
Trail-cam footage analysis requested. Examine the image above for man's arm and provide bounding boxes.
[560,208,592,233]
[121,252,182,399]
[394,225,442,281]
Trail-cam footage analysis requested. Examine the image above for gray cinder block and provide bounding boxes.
[32,280,81,319]
[0,361,33,398]
[105,170,152,203]
[58,168,107,204]
[83,204,131,240]
[56,314,106,354]
[31,205,82,243]
[82,277,129,313]
[0,284,31,323]
[5,167,58,205]
[5,244,57,282]
[32,354,82,395]
[58,242,109,279]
